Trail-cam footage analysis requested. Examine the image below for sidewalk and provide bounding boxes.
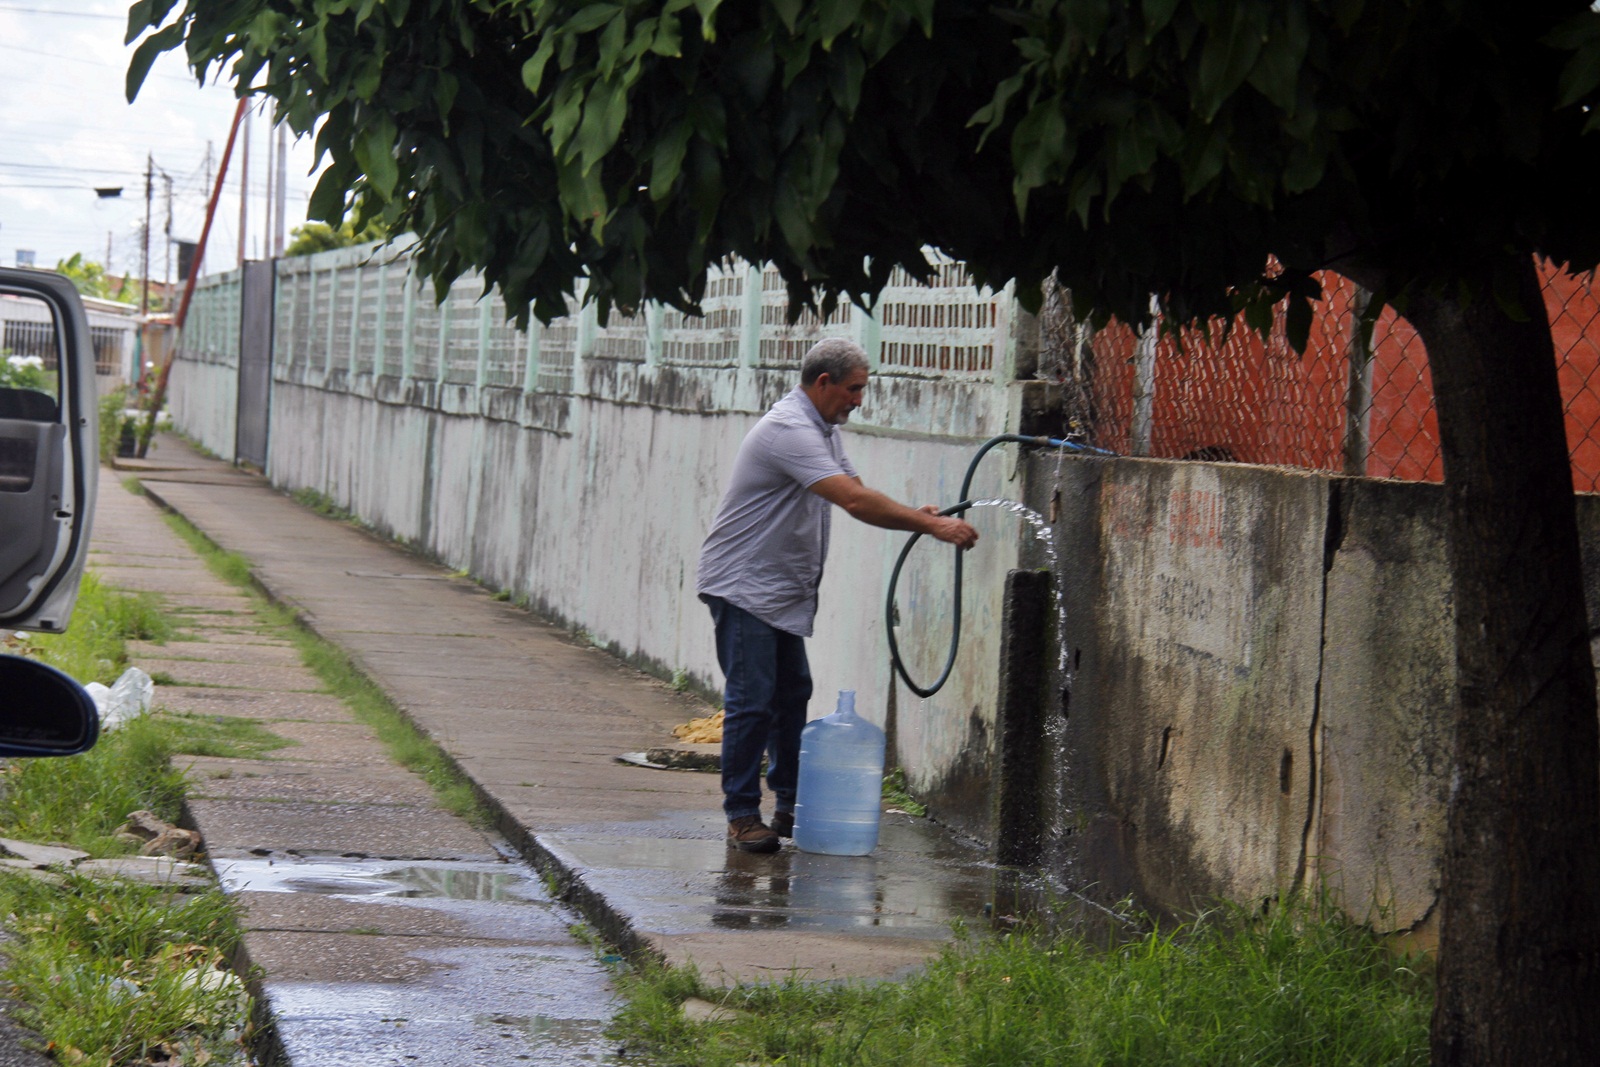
[126,435,1000,987]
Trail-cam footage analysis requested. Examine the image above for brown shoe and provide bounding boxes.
[770,811,794,838]
[727,815,780,853]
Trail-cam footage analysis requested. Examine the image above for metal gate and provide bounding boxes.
[234,259,274,469]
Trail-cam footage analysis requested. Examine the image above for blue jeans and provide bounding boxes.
[703,595,812,821]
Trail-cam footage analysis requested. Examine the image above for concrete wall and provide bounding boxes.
[1023,453,1467,934]
[169,248,1579,933]
[168,353,237,463]
[261,361,1028,842]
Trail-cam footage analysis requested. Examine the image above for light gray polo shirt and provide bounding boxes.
[697,387,859,637]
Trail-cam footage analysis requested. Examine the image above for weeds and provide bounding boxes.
[159,508,495,829]
[0,871,252,1067]
[289,486,354,522]
[611,899,1433,1067]
[0,715,186,855]
[881,767,927,817]
[20,572,171,685]
[1,565,257,1065]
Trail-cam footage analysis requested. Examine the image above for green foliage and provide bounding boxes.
[613,900,1433,1066]
[98,387,129,463]
[20,571,173,685]
[284,217,391,256]
[880,766,926,817]
[0,353,51,394]
[0,714,187,854]
[53,252,117,301]
[0,870,251,1067]
[123,2,1600,341]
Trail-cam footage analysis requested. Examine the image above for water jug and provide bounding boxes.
[794,691,886,856]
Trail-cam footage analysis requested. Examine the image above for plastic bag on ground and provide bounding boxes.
[101,667,154,730]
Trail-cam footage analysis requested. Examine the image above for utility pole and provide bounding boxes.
[200,142,213,278]
[263,108,274,263]
[275,117,288,256]
[238,104,251,266]
[141,153,153,315]
[163,172,174,300]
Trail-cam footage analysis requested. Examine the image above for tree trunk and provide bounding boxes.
[1401,252,1600,1065]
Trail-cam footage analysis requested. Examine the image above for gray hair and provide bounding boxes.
[800,338,869,385]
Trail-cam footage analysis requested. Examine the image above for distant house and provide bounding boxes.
[1,288,140,393]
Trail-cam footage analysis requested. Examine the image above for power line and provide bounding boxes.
[0,4,122,19]
[0,42,204,86]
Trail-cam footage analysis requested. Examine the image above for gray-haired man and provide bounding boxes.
[696,339,979,852]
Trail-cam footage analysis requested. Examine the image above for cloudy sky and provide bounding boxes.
[0,1,322,285]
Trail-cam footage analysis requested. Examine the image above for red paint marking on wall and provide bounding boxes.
[1168,489,1225,549]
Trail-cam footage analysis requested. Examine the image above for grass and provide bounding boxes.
[880,767,927,817]
[611,898,1433,1067]
[22,571,172,685]
[159,508,494,828]
[0,870,253,1067]
[1,565,258,1066]
[289,486,355,523]
[0,714,187,856]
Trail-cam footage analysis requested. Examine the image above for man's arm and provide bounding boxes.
[809,475,979,549]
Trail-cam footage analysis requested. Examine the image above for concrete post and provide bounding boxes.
[740,263,763,368]
[373,262,388,377]
[1130,295,1160,456]
[476,294,491,389]
[1343,286,1375,477]
[994,568,1053,867]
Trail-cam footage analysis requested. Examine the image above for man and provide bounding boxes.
[697,338,980,853]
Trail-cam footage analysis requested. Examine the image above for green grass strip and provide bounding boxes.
[157,508,493,827]
[23,571,172,685]
[612,898,1432,1067]
[0,870,254,1067]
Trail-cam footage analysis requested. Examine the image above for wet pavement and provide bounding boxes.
[77,434,1029,1062]
[89,463,622,1066]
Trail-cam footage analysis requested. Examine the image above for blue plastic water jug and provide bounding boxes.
[794,691,886,856]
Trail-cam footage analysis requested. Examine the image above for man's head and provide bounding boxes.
[800,339,870,426]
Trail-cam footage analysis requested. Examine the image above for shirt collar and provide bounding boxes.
[789,386,834,437]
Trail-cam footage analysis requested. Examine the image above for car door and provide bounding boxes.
[0,268,98,632]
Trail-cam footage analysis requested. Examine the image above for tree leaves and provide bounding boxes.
[121,0,1600,349]
[125,22,184,102]
[353,115,400,199]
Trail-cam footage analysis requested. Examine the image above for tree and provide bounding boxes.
[53,253,116,301]
[127,2,1600,1061]
[284,218,390,257]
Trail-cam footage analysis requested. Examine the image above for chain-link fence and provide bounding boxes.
[1045,261,1600,491]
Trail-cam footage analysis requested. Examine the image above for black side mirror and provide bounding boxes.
[0,654,99,757]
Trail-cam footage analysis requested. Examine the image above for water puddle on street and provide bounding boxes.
[217,856,539,902]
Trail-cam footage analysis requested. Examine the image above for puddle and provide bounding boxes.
[219,854,623,1065]
[217,856,540,903]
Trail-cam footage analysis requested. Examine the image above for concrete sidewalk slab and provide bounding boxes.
[85,457,624,1065]
[126,434,1005,987]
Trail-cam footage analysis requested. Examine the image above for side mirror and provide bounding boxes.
[0,654,99,757]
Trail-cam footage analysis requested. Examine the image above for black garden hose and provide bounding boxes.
[885,434,1112,698]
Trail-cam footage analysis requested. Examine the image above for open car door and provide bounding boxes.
[0,268,98,632]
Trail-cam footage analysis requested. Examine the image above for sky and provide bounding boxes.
[0,1,323,287]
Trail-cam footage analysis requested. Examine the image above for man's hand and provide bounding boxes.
[920,507,979,549]
[811,476,980,548]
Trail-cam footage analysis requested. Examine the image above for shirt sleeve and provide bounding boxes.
[766,419,850,489]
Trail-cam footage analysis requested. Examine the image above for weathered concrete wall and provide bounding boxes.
[168,353,238,464]
[1021,453,1470,932]
[263,367,1021,841]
